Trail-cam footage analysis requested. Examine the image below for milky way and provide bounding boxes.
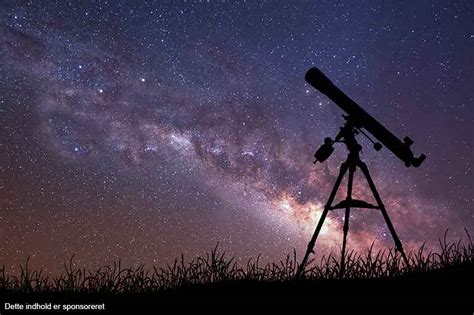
[0,1,472,274]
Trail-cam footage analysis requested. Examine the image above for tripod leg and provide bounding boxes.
[340,165,355,278]
[297,162,349,276]
[358,161,410,267]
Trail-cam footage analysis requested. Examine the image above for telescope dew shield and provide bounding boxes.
[305,68,426,167]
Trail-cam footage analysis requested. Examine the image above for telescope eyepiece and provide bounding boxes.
[411,154,427,167]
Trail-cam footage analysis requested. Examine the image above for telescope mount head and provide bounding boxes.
[314,121,380,164]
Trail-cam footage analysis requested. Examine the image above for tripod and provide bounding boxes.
[297,123,410,277]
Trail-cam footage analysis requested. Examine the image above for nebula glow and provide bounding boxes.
[0,1,472,274]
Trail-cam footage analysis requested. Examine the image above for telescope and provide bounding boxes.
[306,67,426,167]
[297,67,427,277]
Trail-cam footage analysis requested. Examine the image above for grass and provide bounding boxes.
[0,229,472,296]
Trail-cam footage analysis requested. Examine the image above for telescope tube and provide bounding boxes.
[305,68,426,167]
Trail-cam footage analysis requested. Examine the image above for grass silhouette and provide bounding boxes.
[1,229,472,295]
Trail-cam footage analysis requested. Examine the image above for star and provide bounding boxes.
[0,0,471,275]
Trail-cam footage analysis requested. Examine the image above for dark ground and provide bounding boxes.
[1,263,473,314]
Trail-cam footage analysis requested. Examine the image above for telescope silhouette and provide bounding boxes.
[298,68,427,277]
[305,68,426,167]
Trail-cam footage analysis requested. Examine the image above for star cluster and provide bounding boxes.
[0,1,472,274]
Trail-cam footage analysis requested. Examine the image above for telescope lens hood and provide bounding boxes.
[305,68,334,95]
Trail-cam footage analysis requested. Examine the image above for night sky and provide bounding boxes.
[1,0,472,274]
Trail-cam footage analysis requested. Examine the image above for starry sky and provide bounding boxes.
[0,0,472,274]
